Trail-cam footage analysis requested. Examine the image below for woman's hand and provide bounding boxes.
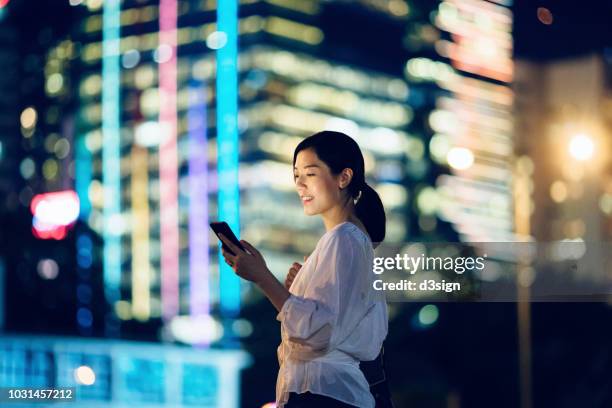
[285,262,302,289]
[219,234,270,284]
[284,256,307,289]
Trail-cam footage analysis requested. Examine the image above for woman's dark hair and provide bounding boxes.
[293,131,386,244]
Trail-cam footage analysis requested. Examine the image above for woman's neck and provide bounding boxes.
[321,203,367,237]
[321,202,352,231]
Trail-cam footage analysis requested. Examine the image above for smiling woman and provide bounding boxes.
[220,131,394,408]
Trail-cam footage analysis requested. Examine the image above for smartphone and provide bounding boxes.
[209,221,246,256]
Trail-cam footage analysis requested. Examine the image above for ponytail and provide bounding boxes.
[354,183,386,245]
[294,131,386,245]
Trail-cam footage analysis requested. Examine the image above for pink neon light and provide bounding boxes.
[159,0,180,321]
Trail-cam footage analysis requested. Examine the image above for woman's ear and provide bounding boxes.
[338,168,354,189]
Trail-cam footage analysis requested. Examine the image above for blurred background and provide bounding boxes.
[0,0,611,407]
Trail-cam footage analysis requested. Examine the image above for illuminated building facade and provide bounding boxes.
[411,0,517,242]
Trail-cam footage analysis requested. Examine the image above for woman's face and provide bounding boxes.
[294,148,349,216]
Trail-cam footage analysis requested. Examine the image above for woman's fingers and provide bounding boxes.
[285,261,303,289]
[284,270,293,287]
[221,252,236,270]
[219,234,242,256]
[289,262,302,274]
[221,246,236,263]
[240,240,262,258]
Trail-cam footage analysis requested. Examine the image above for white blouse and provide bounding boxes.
[275,222,388,407]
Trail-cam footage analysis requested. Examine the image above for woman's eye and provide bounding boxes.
[293,174,314,181]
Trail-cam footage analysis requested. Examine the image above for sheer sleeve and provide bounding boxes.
[275,232,354,353]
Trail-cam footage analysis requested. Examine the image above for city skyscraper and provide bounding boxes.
[428,0,515,243]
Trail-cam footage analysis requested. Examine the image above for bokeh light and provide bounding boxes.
[30,190,80,240]
[37,259,59,280]
[77,307,93,327]
[86,0,102,11]
[446,147,474,170]
[429,133,452,164]
[550,180,568,203]
[46,73,64,95]
[418,304,439,326]
[42,159,59,180]
[121,49,140,69]
[206,31,228,50]
[153,44,173,63]
[568,133,595,161]
[54,138,71,159]
[19,158,36,179]
[74,365,96,385]
[20,107,37,129]
[537,7,553,25]
[600,194,612,215]
[416,186,438,215]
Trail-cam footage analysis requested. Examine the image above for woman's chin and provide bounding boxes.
[303,206,317,216]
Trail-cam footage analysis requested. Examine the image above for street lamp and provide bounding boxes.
[568,133,595,161]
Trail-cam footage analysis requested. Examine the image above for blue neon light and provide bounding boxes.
[217,0,241,316]
[102,0,122,328]
[75,137,91,220]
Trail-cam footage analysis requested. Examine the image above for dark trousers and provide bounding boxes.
[285,391,357,407]
[359,347,395,408]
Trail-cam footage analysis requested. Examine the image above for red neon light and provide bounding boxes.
[30,190,79,240]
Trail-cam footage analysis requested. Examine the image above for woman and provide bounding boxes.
[220,131,393,407]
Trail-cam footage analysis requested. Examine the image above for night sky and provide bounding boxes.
[513,0,612,61]
[2,0,611,62]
